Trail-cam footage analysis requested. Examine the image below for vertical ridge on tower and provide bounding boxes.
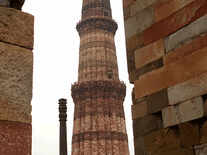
[71,0,130,154]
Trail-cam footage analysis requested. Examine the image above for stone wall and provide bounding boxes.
[0,2,33,155]
[122,0,207,154]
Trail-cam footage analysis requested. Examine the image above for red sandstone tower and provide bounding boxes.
[71,0,130,155]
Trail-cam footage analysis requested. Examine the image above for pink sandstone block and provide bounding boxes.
[123,0,135,9]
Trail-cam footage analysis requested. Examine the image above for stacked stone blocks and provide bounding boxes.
[123,0,207,154]
[0,2,33,155]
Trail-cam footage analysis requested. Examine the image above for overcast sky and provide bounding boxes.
[22,0,134,154]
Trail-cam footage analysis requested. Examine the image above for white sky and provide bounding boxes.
[22,0,134,155]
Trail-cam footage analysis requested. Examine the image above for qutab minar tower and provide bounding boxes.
[71,0,130,155]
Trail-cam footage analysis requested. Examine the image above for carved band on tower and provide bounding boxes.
[71,0,130,154]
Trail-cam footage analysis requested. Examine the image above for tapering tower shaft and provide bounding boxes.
[71,0,130,155]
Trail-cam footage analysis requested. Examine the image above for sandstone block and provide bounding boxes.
[164,14,207,54]
[200,120,207,144]
[130,0,156,16]
[168,72,207,106]
[0,6,34,49]
[135,47,207,99]
[194,143,207,155]
[132,101,148,119]
[124,5,155,39]
[134,136,145,155]
[123,0,134,9]
[144,0,207,45]
[133,114,163,137]
[0,42,33,123]
[123,6,131,21]
[126,33,144,51]
[147,89,169,114]
[135,39,165,69]
[159,148,194,155]
[132,88,147,105]
[155,0,195,22]
[0,121,31,155]
[145,128,182,154]
[179,122,199,147]
[162,97,204,128]
[129,69,139,84]
[164,32,207,65]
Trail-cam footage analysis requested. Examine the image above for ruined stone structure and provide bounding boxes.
[122,0,207,154]
[71,0,129,154]
[0,1,33,155]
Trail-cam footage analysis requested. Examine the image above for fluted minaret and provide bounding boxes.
[71,0,130,155]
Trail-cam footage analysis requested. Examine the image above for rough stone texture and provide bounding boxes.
[134,136,145,155]
[168,72,207,106]
[0,121,32,155]
[132,100,148,119]
[164,14,207,54]
[164,32,207,65]
[0,0,10,7]
[155,0,195,22]
[0,42,33,123]
[130,0,157,16]
[144,0,207,45]
[194,143,207,155]
[147,88,169,114]
[126,32,144,51]
[124,6,131,20]
[135,47,207,99]
[179,122,199,147]
[123,0,135,9]
[0,6,34,49]
[200,119,207,144]
[127,50,135,73]
[135,39,165,69]
[133,114,163,137]
[145,128,182,154]
[162,97,204,128]
[124,5,155,39]
[160,148,194,155]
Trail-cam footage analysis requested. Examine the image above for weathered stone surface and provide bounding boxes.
[130,0,157,16]
[0,121,32,155]
[159,148,194,155]
[132,88,147,105]
[147,88,169,114]
[162,97,204,128]
[164,14,207,54]
[132,100,148,119]
[133,114,163,137]
[144,0,207,45]
[124,5,155,39]
[179,122,199,147]
[164,32,207,65]
[123,0,135,9]
[168,72,207,106]
[200,120,207,144]
[135,39,165,69]
[129,69,139,84]
[0,0,10,7]
[126,33,144,51]
[194,143,207,155]
[134,136,145,155]
[127,50,135,72]
[0,42,33,123]
[135,47,207,99]
[155,0,195,22]
[145,128,182,154]
[0,6,34,49]
[124,6,131,20]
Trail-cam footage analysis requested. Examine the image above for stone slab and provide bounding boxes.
[155,0,195,22]
[143,0,207,45]
[135,39,165,69]
[127,50,135,72]
[0,42,33,123]
[124,5,155,39]
[126,32,144,51]
[164,32,207,65]
[194,143,207,155]
[123,6,131,21]
[0,6,34,49]
[0,121,32,155]
[162,97,204,128]
[130,0,157,16]
[200,120,207,144]
[134,136,145,155]
[145,128,182,154]
[123,0,135,9]
[164,14,207,54]
[179,122,199,147]
[133,114,163,137]
[135,46,207,99]
[147,88,169,114]
[168,72,207,106]
[160,148,194,155]
[132,100,148,119]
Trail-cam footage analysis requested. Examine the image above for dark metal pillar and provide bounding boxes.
[58,98,68,155]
